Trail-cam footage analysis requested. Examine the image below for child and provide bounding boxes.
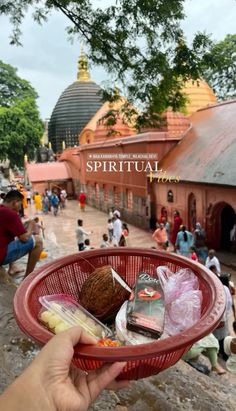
[205,249,221,276]
[107,219,114,243]
[83,238,94,250]
[190,246,198,261]
[32,217,45,237]
[119,223,129,247]
[100,234,109,248]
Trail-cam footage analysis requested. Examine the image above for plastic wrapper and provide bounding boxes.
[38,294,113,339]
[156,266,202,336]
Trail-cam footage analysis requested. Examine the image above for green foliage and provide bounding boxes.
[0,60,38,107]
[203,34,236,100]
[0,61,43,167]
[1,0,215,122]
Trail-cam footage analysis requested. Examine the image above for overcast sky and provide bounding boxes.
[0,0,236,120]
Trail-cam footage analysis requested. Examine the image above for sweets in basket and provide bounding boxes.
[38,294,113,339]
[80,265,131,320]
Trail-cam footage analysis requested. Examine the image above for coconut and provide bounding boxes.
[80,265,130,320]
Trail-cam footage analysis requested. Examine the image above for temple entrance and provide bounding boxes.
[208,202,235,250]
[188,193,196,232]
[220,204,235,250]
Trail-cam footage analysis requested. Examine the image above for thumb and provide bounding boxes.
[38,326,97,364]
[57,326,98,347]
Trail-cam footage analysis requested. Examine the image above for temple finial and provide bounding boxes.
[77,45,91,81]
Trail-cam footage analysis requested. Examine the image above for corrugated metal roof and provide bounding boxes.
[159,100,236,186]
[26,162,71,183]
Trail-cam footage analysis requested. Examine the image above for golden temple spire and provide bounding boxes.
[77,46,91,82]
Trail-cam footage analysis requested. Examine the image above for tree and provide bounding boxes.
[0,61,44,167]
[203,34,236,101]
[0,0,214,122]
[0,60,38,107]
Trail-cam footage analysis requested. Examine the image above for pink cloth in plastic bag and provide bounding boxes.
[156,266,202,336]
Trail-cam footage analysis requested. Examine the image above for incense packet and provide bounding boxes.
[126,272,165,339]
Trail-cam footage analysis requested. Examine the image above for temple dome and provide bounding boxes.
[48,49,103,152]
[183,79,217,116]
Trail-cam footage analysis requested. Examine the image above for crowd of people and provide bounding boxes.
[75,205,129,251]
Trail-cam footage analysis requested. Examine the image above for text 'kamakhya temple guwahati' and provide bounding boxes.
[25,49,236,252]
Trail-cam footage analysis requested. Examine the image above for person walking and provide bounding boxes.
[162,217,171,244]
[175,225,193,257]
[107,218,114,243]
[152,222,168,251]
[193,222,208,262]
[78,191,86,212]
[51,192,60,216]
[113,214,122,246]
[171,210,183,248]
[26,189,31,205]
[34,192,42,214]
[75,219,92,251]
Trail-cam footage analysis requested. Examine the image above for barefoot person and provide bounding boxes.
[0,190,43,278]
[182,333,226,375]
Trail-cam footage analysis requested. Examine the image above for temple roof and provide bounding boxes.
[26,162,71,182]
[48,49,103,153]
[159,100,236,186]
[182,79,217,115]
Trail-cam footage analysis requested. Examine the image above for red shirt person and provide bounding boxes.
[0,190,43,277]
[159,206,168,224]
[171,210,183,246]
[78,191,86,211]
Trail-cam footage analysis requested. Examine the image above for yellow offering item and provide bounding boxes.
[40,250,48,259]
[48,314,63,329]
[40,310,53,323]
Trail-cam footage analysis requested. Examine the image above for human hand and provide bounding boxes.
[25,326,128,411]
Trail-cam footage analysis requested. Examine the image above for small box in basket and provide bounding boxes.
[38,294,113,339]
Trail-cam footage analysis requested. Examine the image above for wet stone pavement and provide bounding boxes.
[0,201,236,410]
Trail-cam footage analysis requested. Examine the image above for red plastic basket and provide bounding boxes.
[14,248,225,380]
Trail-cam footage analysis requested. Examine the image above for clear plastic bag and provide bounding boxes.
[156,266,202,335]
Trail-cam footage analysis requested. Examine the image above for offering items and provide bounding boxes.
[80,265,131,320]
[126,272,165,339]
[38,294,113,339]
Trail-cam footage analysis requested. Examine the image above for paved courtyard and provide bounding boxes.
[36,200,156,257]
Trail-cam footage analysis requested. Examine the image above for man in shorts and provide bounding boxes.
[0,190,43,278]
